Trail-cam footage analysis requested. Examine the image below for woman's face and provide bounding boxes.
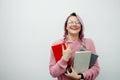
[66,16,81,36]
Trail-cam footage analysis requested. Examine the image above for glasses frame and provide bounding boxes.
[67,21,80,25]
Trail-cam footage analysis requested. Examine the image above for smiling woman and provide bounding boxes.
[49,12,100,80]
[63,13,84,42]
[67,16,81,38]
[65,13,82,41]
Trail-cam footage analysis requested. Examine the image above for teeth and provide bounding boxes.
[71,28,78,30]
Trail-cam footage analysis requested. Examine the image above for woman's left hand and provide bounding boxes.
[65,67,81,80]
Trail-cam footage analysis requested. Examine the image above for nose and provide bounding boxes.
[72,22,76,25]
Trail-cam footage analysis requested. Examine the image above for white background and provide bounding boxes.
[0,0,120,80]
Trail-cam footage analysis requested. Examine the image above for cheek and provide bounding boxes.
[79,26,81,30]
[66,25,70,30]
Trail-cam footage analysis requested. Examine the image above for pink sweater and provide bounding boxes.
[49,38,100,80]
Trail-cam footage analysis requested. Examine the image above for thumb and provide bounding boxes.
[70,66,74,70]
[62,43,67,52]
[65,43,68,48]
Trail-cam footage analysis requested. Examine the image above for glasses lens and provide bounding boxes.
[67,21,80,25]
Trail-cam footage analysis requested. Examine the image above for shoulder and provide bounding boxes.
[83,38,94,44]
[83,38,95,48]
[83,38,96,53]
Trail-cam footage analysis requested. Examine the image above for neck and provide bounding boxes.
[67,34,79,41]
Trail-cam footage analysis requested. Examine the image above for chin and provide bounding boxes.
[70,31,80,34]
[70,32,79,35]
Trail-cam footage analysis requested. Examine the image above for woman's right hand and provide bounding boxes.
[62,45,72,61]
[65,67,81,80]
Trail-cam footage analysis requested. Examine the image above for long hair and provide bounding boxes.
[63,12,84,42]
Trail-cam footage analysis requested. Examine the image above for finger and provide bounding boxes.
[66,68,71,74]
[65,43,68,48]
[70,66,73,69]
[65,70,70,75]
[65,73,69,77]
[66,46,70,50]
[62,43,67,50]
[70,67,75,71]
[67,46,71,52]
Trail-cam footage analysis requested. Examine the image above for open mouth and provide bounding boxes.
[70,27,79,30]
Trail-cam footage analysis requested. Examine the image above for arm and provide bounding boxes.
[49,45,72,78]
[83,39,100,80]
[83,60,99,80]
[49,49,68,77]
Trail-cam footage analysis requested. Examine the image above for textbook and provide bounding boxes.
[51,43,72,66]
[73,51,98,74]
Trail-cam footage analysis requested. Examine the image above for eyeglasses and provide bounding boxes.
[67,21,80,25]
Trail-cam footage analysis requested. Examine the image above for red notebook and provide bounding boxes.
[51,43,72,66]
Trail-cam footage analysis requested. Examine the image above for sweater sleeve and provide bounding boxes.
[83,39,100,80]
[49,48,68,77]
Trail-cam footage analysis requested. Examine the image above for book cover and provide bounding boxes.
[89,53,98,68]
[51,43,72,66]
[73,51,92,73]
[73,50,98,74]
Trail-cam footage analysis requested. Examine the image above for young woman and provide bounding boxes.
[49,12,100,80]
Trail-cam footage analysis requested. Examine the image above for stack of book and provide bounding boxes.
[51,43,98,74]
[73,50,98,74]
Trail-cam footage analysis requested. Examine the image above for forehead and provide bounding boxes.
[68,16,79,21]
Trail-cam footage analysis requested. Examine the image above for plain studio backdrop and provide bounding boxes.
[0,0,120,80]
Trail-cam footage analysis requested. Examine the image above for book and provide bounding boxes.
[73,50,98,74]
[51,43,72,66]
[73,51,91,73]
[89,53,98,68]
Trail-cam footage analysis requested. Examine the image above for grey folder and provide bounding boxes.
[73,51,98,74]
